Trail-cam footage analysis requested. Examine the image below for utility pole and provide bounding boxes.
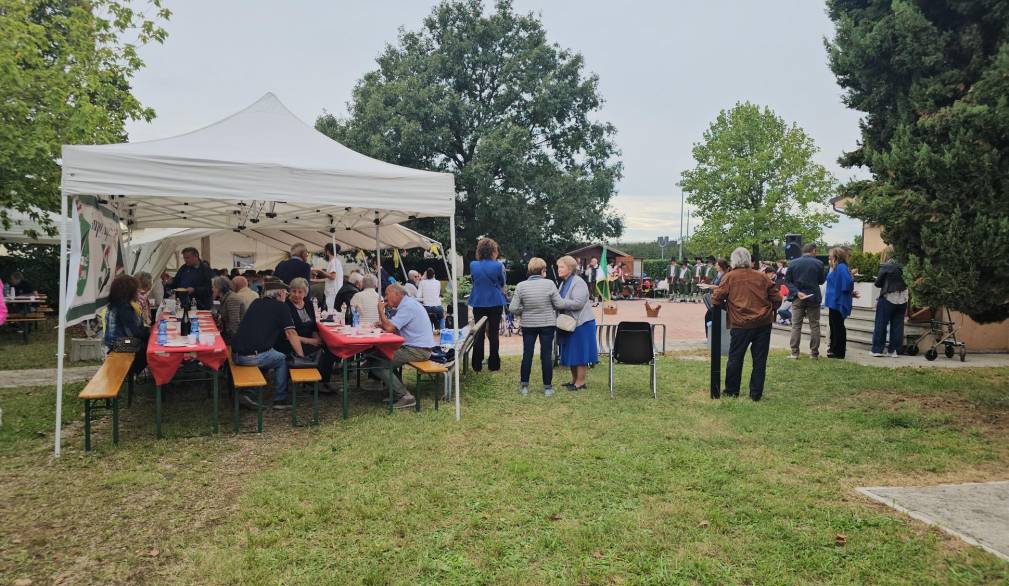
[678,190,684,260]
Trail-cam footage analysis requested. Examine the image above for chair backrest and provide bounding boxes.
[460,316,488,356]
[612,321,654,365]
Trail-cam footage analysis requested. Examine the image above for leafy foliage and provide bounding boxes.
[849,251,880,283]
[827,0,1009,323]
[315,0,623,261]
[0,0,170,232]
[678,103,838,262]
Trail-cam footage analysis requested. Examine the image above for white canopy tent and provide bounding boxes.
[56,93,461,455]
[126,224,439,277]
[0,209,62,245]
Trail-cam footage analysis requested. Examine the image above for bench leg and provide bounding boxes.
[155,385,163,439]
[416,370,421,412]
[435,374,440,411]
[233,385,240,433]
[387,365,394,415]
[312,381,319,426]
[292,381,299,427]
[84,400,92,452]
[342,361,350,420]
[211,369,219,434]
[256,389,263,433]
[112,397,119,445]
[127,370,134,408]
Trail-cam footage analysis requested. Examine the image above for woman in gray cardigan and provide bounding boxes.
[554,255,598,390]
[509,257,564,396]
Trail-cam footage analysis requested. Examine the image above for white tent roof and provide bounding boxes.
[0,209,62,245]
[61,93,455,230]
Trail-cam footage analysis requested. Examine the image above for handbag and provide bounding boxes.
[287,346,321,368]
[556,313,577,333]
[105,307,141,353]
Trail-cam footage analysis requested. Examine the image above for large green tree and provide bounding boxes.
[678,102,837,261]
[827,0,1009,323]
[315,0,623,260]
[0,0,169,233]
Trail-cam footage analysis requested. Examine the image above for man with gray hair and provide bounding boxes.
[710,247,782,401]
[372,283,436,409]
[351,274,381,325]
[404,270,421,298]
[785,243,826,359]
[274,242,313,285]
[212,276,241,342]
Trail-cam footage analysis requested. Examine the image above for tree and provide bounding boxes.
[0,0,170,233]
[315,0,623,260]
[827,0,1009,323]
[678,102,837,262]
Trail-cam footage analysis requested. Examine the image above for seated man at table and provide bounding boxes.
[335,271,362,313]
[231,275,259,310]
[231,279,306,409]
[369,283,436,409]
[213,276,245,344]
[8,271,35,296]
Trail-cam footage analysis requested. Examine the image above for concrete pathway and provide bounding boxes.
[0,366,99,389]
[858,481,1009,561]
[770,331,1009,368]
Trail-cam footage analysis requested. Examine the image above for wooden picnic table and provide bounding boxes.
[146,310,228,437]
[316,321,404,418]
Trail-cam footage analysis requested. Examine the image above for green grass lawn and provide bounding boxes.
[2,353,1008,584]
[0,320,101,370]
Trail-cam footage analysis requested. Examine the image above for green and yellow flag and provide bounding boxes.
[596,244,611,302]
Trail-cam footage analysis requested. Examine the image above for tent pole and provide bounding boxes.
[54,191,69,457]
[450,214,460,421]
[374,217,381,281]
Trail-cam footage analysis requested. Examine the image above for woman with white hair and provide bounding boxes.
[554,255,597,390]
[710,247,783,401]
[351,273,381,326]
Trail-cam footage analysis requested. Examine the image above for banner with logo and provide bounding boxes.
[64,195,124,326]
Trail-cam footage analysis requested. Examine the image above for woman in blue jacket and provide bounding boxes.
[468,238,509,371]
[824,247,857,359]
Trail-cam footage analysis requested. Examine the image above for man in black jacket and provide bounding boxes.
[166,247,214,310]
[785,243,826,359]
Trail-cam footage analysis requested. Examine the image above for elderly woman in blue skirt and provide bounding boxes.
[555,255,597,390]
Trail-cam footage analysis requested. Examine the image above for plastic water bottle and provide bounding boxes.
[439,328,455,347]
[191,319,200,336]
[352,308,360,328]
[312,297,321,318]
[157,320,168,345]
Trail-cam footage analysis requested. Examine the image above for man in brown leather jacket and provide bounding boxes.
[710,247,783,401]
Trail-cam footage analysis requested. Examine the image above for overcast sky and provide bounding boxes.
[124,0,864,244]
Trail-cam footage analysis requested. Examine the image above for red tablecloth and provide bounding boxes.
[317,322,404,360]
[147,311,227,385]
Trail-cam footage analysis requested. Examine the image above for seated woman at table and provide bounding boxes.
[350,274,381,325]
[276,278,338,391]
[104,274,149,374]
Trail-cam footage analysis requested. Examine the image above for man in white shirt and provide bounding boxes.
[417,268,444,327]
[322,243,344,312]
[583,257,601,302]
[350,274,381,325]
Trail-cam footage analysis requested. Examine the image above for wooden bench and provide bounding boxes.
[405,360,448,412]
[289,367,322,426]
[4,314,47,344]
[79,352,135,451]
[227,348,269,433]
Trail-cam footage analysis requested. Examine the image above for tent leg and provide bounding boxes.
[55,191,69,457]
[450,215,461,421]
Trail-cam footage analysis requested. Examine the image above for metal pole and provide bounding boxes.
[710,300,721,399]
[54,191,69,456]
[374,214,381,283]
[678,190,684,260]
[450,214,461,421]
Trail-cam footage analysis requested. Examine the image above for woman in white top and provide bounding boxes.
[418,268,444,327]
[350,274,381,326]
[322,243,344,312]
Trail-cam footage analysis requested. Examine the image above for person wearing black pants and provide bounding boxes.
[828,308,847,359]
[724,324,772,400]
[710,247,783,401]
[471,306,503,371]
[468,238,510,372]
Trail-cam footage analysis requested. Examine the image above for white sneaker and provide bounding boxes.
[871,352,885,357]
[889,351,899,358]
[786,354,799,360]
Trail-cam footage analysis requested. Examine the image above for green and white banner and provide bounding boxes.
[64,195,124,326]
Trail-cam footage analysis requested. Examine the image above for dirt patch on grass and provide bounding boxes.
[849,389,1009,433]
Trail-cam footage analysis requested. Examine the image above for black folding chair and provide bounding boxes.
[608,321,658,399]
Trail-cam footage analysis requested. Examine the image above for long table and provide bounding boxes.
[316,322,404,418]
[147,310,228,437]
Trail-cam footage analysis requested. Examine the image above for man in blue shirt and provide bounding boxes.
[371,283,436,409]
[166,247,215,309]
[785,243,826,358]
[274,243,315,285]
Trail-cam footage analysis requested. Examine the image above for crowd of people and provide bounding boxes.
[96,233,912,409]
